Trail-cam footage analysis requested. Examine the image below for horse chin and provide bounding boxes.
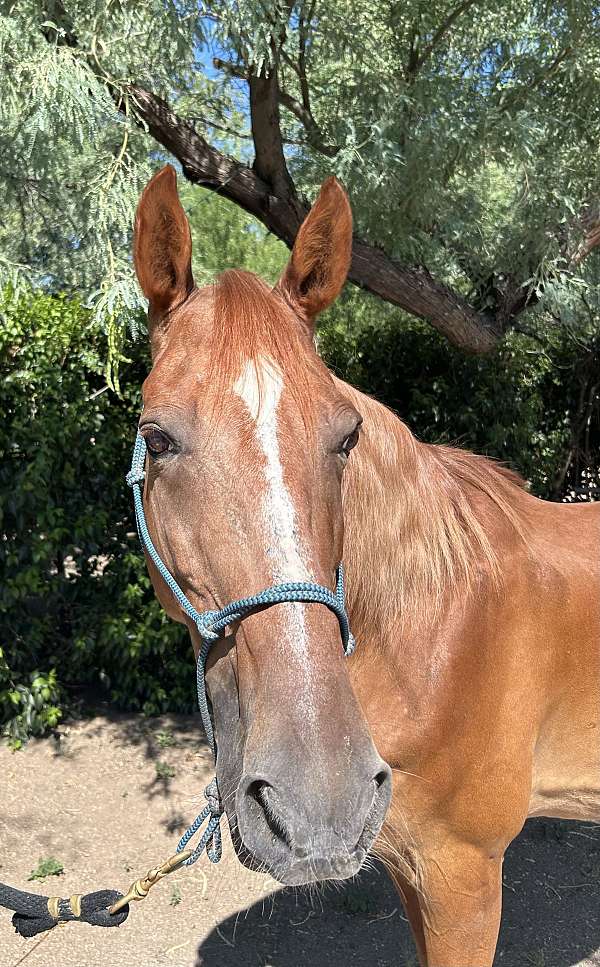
[276,848,367,886]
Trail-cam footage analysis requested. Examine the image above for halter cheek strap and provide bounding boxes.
[127,431,356,865]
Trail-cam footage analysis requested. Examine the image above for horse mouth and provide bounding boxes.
[226,779,388,886]
[229,822,370,884]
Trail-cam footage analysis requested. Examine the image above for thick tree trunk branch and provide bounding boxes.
[129,86,306,241]
[248,40,296,198]
[129,86,501,353]
[350,241,501,351]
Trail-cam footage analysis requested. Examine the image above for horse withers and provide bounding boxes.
[132,165,600,965]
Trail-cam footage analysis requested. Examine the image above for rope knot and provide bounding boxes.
[195,612,220,642]
[176,778,223,866]
[9,889,128,938]
[204,777,224,816]
[125,468,145,487]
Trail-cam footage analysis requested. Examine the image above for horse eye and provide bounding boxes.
[142,427,172,456]
[339,425,361,459]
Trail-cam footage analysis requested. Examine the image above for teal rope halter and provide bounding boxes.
[127,431,356,867]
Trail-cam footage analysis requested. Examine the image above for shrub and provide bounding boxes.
[0,289,194,747]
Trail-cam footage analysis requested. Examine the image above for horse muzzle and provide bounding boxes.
[233,760,392,885]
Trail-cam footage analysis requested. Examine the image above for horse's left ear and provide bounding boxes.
[277,177,352,331]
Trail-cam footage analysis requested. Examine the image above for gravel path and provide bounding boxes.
[0,712,599,967]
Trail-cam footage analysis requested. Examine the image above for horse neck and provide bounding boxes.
[337,378,527,647]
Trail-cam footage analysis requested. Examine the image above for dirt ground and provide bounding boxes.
[1,710,599,967]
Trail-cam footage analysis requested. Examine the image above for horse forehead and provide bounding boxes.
[143,343,205,402]
[232,356,284,423]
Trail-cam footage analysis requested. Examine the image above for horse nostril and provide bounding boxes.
[373,765,392,792]
[361,763,392,839]
[244,778,292,850]
[246,778,272,811]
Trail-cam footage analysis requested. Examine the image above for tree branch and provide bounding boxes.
[214,56,339,157]
[247,43,295,198]
[411,0,480,75]
[277,88,340,155]
[495,45,574,111]
[128,85,501,353]
[129,85,305,240]
[571,204,600,265]
[212,56,247,81]
[297,2,315,109]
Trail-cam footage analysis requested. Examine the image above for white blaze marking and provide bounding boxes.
[233,357,314,686]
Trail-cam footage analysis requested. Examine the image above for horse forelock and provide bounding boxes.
[205,269,326,426]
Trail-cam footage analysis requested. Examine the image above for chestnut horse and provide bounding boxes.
[132,165,600,965]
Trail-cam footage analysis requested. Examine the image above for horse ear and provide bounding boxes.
[133,165,194,336]
[277,177,352,331]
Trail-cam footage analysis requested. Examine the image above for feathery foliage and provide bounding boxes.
[1,1,599,358]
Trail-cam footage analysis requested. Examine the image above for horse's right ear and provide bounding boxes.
[276,177,352,333]
[133,165,194,340]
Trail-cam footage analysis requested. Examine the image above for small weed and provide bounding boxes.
[155,760,176,780]
[340,883,380,916]
[28,857,64,881]
[155,729,176,750]
[525,951,546,967]
[170,885,182,906]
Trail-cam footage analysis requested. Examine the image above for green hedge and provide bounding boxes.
[0,287,590,745]
[320,290,574,499]
[0,290,193,747]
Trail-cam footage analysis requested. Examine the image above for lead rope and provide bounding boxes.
[126,431,355,869]
[0,431,355,938]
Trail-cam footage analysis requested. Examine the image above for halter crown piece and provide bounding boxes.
[127,431,356,866]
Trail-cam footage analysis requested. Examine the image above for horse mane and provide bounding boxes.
[339,385,530,637]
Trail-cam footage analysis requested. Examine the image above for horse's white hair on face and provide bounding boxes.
[233,356,317,720]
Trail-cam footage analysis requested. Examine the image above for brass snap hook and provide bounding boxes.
[109,849,193,916]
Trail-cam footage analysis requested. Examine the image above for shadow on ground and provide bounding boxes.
[196,819,600,967]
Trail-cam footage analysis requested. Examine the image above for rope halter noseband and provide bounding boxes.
[127,431,356,866]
